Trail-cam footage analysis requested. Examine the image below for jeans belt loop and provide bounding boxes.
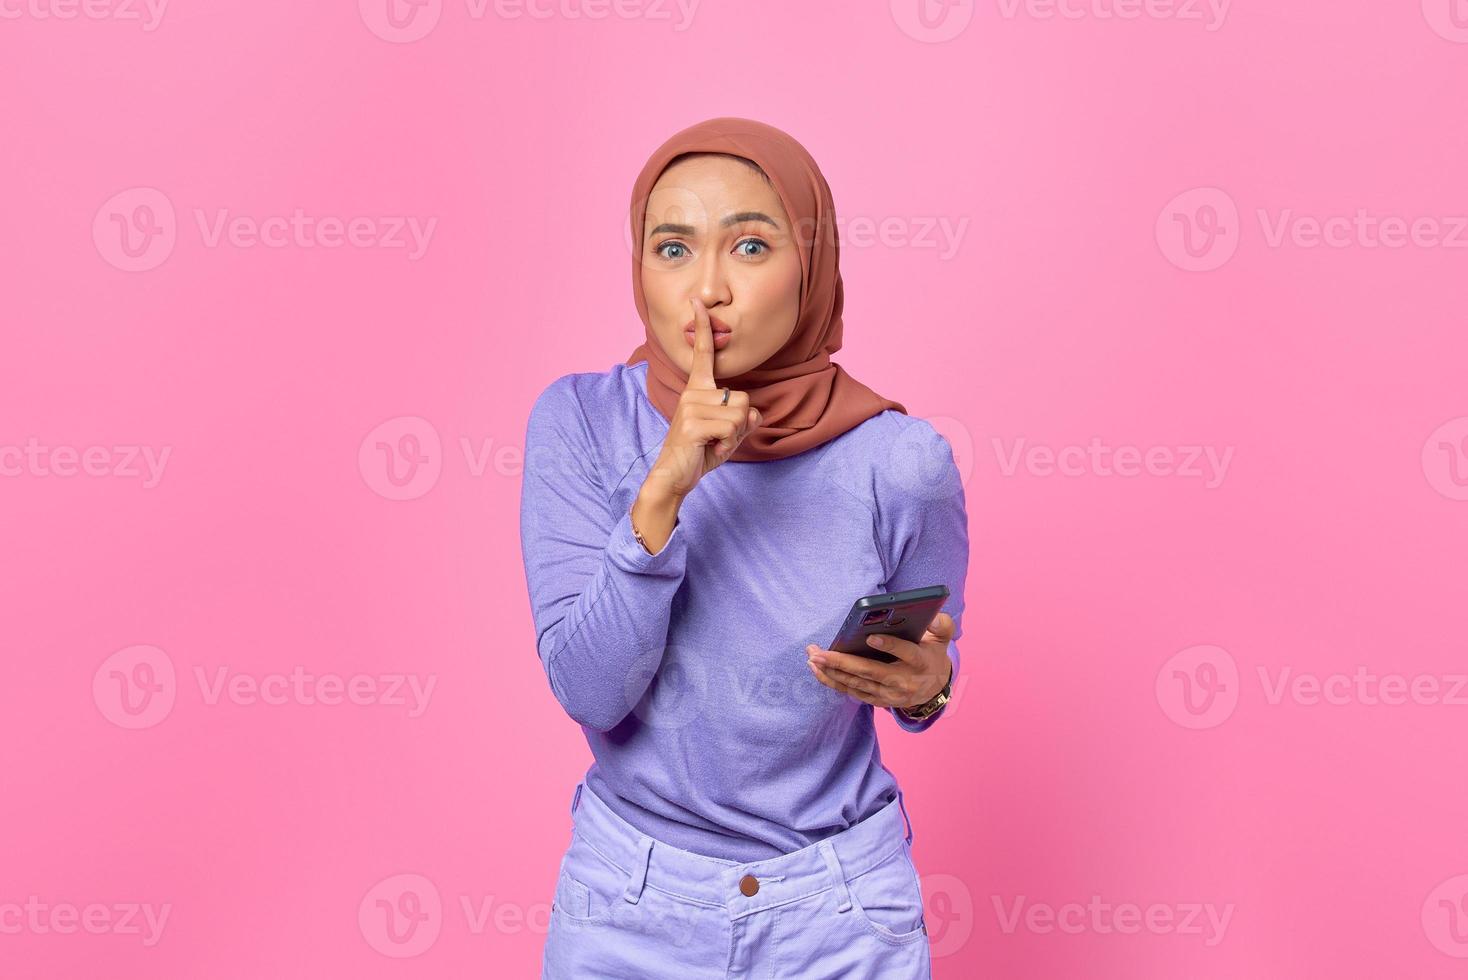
[817,840,852,913]
[622,835,653,904]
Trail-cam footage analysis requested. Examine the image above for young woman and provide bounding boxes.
[519,116,969,979]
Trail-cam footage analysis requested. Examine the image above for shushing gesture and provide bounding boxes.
[647,297,763,499]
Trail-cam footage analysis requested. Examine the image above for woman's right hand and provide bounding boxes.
[646,297,763,501]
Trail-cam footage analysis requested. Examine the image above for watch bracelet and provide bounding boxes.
[899,661,954,720]
[630,508,652,554]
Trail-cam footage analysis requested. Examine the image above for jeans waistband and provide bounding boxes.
[565,781,915,918]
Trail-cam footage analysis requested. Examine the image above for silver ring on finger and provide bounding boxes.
[720,387,730,406]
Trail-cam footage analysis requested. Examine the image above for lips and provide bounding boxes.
[684,315,733,350]
[685,327,732,349]
[683,315,733,335]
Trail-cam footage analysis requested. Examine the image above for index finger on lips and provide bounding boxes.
[687,297,716,391]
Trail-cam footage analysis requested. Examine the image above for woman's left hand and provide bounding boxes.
[806,613,956,711]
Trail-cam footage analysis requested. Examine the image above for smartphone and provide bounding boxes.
[826,585,950,664]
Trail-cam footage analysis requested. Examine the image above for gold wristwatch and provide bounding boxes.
[897,663,954,721]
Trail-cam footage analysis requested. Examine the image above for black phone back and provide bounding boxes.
[827,585,950,663]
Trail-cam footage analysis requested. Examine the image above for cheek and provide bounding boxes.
[754,259,803,331]
[640,270,678,326]
[763,262,798,338]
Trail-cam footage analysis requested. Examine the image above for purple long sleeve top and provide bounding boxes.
[518,359,969,862]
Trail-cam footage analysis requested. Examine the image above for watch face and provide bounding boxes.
[918,691,949,718]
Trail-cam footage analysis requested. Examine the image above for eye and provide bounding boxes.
[735,238,769,257]
[653,241,690,261]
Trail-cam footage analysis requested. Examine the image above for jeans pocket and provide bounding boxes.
[553,866,593,919]
[552,830,621,925]
[844,840,927,945]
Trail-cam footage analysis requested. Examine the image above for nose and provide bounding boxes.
[692,248,733,310]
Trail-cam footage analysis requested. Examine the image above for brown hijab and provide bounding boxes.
[624,117,907,462]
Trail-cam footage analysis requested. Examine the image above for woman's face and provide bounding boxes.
[639,154,803,380]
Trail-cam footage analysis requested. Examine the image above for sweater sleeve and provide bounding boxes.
[876,420,970,733]
[518,377,688,733]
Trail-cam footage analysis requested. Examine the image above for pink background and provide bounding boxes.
[4,1,1468,977]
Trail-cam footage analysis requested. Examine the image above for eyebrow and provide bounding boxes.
[646,211,780,238]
